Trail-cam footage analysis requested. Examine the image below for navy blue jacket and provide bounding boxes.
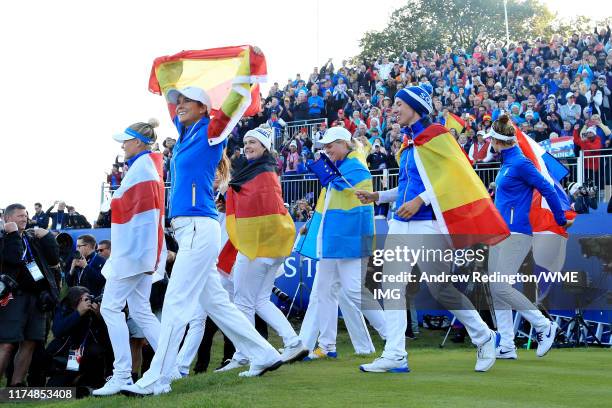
[66,253,106,297]
[494,145,567,235]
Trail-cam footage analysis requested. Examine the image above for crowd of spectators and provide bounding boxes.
[102,27,612,213]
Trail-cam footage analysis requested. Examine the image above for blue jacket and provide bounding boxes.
[308,95,324,116]
[169,116,225,219]
[395,118,435,222]
[494,145,567,235]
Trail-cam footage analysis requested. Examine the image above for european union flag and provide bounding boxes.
[307,153,341,187]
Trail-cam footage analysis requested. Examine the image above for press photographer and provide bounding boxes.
[0,203,61,387]
[66,234,106,297]
[45,286,112,394]
[567,181,598,214]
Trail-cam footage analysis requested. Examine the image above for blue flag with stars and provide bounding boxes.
[307,153,341,187]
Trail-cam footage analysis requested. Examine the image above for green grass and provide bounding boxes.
[4,324,612,408]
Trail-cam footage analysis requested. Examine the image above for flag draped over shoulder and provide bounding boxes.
[148,45,267,145]
[413,124,509,247]
[442,112,465,134]
[225,155,295,260]
[105,152,166,280]
[514,126,576,238]
[297,151,374,260]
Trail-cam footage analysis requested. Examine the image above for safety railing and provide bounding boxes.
[276,118,327,150]
[101,152,612,209]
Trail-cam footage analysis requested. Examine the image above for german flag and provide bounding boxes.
[226,155,295,260]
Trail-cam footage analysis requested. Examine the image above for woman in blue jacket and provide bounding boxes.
[488,114,573,360]
[122,87,281,396]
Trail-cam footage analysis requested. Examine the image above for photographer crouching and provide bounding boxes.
[567,180,598,214]
[0,203,61,386]
[45,286,112,394]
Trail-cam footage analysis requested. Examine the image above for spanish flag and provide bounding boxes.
[225,155,295,260]
[414,124,509,247]
[148,45,266,145]
[443,112,465,134]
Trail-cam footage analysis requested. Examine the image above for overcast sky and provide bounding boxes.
[1,0,610,221]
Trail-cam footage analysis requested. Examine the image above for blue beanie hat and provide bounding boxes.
[395,85,433,117]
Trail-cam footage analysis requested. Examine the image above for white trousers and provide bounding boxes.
[101,273,160,379]
[382,219,491,360]
[231,254,300,361]
[138,217,280,387]
[310,258,387,353]
[176,273,234,373]
[300,262,387,354]
[489,233,550,349]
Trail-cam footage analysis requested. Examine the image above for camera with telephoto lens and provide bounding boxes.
[0,274,18,299]
[87,293,103,304]
[578,179,598,197]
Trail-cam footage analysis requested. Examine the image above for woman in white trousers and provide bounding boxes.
[216,127,309,372]
[121,87,282,397]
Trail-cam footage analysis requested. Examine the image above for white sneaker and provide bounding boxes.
[169,367,189,381]
[475,330,499,372]
[496,346,518,360]
[92,376,133,396]
[536,321,558,357]
[280,341,309,364]
[238,360,283,377]
[120,381,171,397]
[359,356,410,373]
[214,358,249,373]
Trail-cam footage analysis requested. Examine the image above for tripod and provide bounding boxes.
[558,309,603,347]
[439,275,496,348]
[286,252,312,318]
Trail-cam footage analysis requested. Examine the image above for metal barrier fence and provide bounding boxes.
[276,118,327,150]
[580,149,612,202]
[101,152,612,209]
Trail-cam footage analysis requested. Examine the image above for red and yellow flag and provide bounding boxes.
[225,156,295,260]
[148,45,266,145]
[443,112,465,134]
[414,124,509,247]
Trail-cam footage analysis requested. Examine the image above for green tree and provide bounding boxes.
[358,0,558,59]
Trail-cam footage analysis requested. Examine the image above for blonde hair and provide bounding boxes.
[492,113,516,146]
[215,151,231,193]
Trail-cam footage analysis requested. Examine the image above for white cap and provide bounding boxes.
[567,182,581,196]
[565,91,574,99]
[585,126,597,134]
[167,86,212,107]
[244,127,272,151]
[317,127,352,146]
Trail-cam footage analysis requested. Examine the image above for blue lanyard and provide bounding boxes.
[87,253,98,268]
[22,236,34,262]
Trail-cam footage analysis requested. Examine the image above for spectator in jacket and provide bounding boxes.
[31,202,49,229]
[46,200,68,230]
[0,203,60,387]
[559,92,582,125]
[308,85,324,119]
[66,234,106,297]
[292,91,310,121]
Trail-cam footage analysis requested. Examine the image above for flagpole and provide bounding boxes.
[503,0,510,44]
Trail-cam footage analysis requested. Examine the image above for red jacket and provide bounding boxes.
[573,129,602,170]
